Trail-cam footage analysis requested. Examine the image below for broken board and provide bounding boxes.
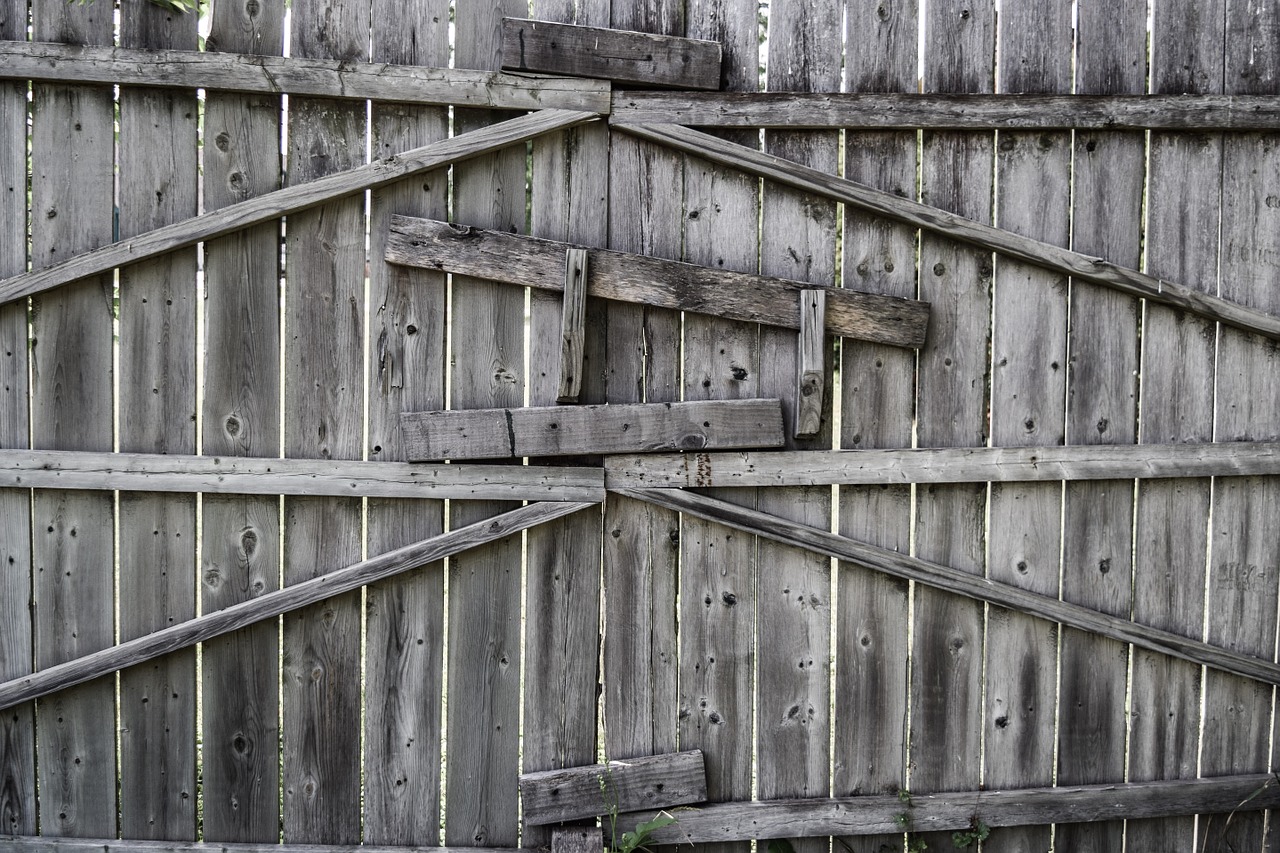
[519,749,707,826]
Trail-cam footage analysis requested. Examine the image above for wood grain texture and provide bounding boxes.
[501,18,720,89]
[0,502,596,712]
[519,750,706,825]
[557,248,589,402]
[0,40,611,112]
[385,218,930,347]
[617,123,1280,342]
[199,0,284,840]
[0,110,599,305]
[0,0,33,836]
[0,841,525,853]
[609,92,1280,129]
[29,0,116,837]
[794,291,824,437]
[363,4,449,842]
[1055,1,1145,849]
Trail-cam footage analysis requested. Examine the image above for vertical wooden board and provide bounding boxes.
[445,1,526,846]
[982,3,1070,850]
[912,3,992,851]
[363,2,449,844]
[199,0,284,841]
[1201,4,1280,849]
[523,1,608,848]
[1128,2,1222,849]
[602,0,682,774]
[116,4,198,840]
[1056,1,1145,850]
[29,0,116,838]
[281,0,368,843]
[0,0,34,836]
[837,4,916,849]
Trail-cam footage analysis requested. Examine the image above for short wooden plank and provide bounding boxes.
[519,750,707,826]
[614,489,1280,693]
[794,290,825,438]
[551,828,602,853]
[385,218,930,348]
[0,501,596,712]
[609,92,1280,129]
[0,40,612,113]
[0,109,599,305]
[500,18,720,90]
[619,774,1280,842]
[401,400,785,460]
[557,248,589,402]
[617,123,1280,343]
[603,442,1280,488]
[0,450,605,501]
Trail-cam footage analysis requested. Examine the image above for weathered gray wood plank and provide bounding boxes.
[621,774,1280,842]
[0,0,33,836]
[198,0,284,840]
[0,40,611,112]
[386,218,929,348]
[550,828,601,853]
[794,291,824,438]
[0,842,523,853]
[400,400,784,460]
[501,18,720,90]
[602,442,1280,488]
[609,92,1280,129]
[0,109,599,305]
[362,5,448,842]
[519,751,706,825]
[0,450,604,501]
[556,248,589,402]
[116,3,199,839]
[0,502,596,712]
[616,488,1280,687]
[1055,2,1145,849]
[29,0,116,837]
[617,123,1280,342]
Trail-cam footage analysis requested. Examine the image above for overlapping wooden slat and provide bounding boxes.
[519,750,706,826]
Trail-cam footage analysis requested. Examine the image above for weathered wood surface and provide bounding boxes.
[623,774,1280,842]
[794,291,824,438]
[400,400,785,461]
[198,0,283,840]
[615,488,1280,687]
[29,0,117,837]
[501,18,720,90]
[0,0,33,837]
[1054,1,1145,849]
[550,828,600,853]
[0,501,596,712]
[618,123,1280,342]
[116,2,199,840]
[0,40,611,112]
[610,92,1280,129]
[386,218,929,347]
[0,109,599,305]
[0,840,524,853]
[519,750,706,825]
[557,248,589,402]
[362,4,449,841]
[604,442,1280,488]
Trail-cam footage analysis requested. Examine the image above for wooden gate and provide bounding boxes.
[2,0,1279,852]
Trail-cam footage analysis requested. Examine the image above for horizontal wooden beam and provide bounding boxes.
[520,750,707,826]
[610,92,1280,129]
[501,18,721,90]
[617,488,1280,686]
[0,40,611,112]
[0,109,599,305]
[605,441,1280,488]
[0,449,605,501]
[619,123,1280,343]
[401,400,785,461]
[626,774,1280,841]
[0,501,597,711]
[0,840,525,853]
[386,218,931,348]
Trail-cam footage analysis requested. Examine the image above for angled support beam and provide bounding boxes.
[616,487,1280,686]
[0,40,612,112]
[618,123,1280,343]
[0,501,598,711]
[795,289,825,438]
[557,248,589,403]
[0,109,599,305]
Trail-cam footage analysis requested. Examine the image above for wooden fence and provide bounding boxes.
[1,0,1279,852]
